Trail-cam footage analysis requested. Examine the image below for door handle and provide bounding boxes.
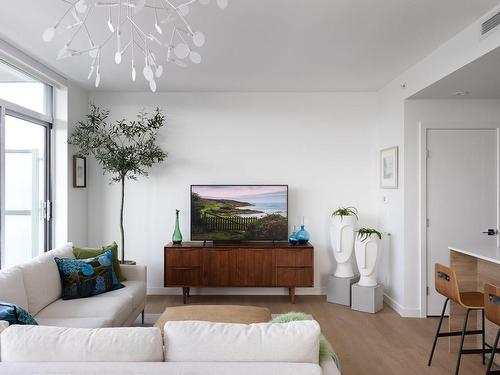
[482,229,498,235]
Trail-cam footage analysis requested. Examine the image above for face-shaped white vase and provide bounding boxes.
[354,234,381,287]
[330,215,357,278]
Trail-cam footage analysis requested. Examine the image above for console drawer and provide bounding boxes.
[274,249,313,267]
[166,266,201,286]
[166,248,200,267]
[276,266,313,287]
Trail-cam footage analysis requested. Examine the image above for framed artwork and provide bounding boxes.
[73,156,86,188]
[380,146,398,189]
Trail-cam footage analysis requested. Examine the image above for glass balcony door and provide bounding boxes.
[1,112,51,268]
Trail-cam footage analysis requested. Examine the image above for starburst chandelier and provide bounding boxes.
[42,0,229,91]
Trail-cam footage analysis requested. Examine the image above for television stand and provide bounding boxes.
[164,241,314,304]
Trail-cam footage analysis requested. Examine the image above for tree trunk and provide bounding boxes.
[120,177,125,263]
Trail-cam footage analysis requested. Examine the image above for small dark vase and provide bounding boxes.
[172,209,183,244]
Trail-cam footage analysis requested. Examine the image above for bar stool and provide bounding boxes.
[428,264,486,375]
[484,283,500,374]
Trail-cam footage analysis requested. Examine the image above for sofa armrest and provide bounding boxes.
[0,320,9,334]
[121,265,147,283]
[321,358,341,375]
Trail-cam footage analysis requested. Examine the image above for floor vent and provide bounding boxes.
[481,10,500,36]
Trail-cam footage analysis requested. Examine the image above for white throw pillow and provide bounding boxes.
[0,266,29,310]
[19,243,73,315]
[0,325,164,362]
[164,320,320,364]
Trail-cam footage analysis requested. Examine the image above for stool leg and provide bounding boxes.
[485,328,500,375]
[454,308,471,375]
[428,298,449,366]
[482,309,486,365]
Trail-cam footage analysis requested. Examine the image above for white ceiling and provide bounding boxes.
[0,0,499,92]
[410,46,500,99]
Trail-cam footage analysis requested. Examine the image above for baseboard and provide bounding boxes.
[148,287,326,296]
[383,294,421,318]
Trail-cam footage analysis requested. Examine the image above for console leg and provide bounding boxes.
[289,287,296,304]
[141,310,145,325]
[182,287,188,304]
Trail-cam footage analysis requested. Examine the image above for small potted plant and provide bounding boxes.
[354,228,382,287]
[329,207,358,278]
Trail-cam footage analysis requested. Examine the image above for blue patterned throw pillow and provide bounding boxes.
[0,302,38,325]
[54,250,123,300]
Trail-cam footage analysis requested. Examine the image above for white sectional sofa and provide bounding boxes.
[0,243,146,328]
[0,320,341,375]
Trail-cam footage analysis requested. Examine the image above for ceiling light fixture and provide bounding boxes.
[42,0,229,92]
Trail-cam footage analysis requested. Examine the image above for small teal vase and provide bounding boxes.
[172,209,183,244]
[295,224,310,244]
[289,230,299,245]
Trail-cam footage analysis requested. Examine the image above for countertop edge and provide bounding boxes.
[449,246,500,265]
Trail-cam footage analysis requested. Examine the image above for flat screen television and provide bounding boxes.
[191,185,288,241]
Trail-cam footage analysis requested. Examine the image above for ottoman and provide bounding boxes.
[154,305,272,333]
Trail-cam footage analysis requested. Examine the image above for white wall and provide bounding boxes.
[67,83,89,246]
[86,92,379,295]
[377,6,500,317]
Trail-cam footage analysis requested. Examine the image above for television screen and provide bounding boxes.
[191,185,288,241]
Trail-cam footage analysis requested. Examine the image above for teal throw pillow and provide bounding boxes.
[0,302,38,325]
[54,250,123,300]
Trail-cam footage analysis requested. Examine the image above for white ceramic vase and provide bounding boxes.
[330,215,357,278]
[354,233,381,287]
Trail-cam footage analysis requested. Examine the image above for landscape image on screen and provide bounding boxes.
[191,185,288,241]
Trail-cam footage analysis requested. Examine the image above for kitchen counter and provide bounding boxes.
[448,245,500,365]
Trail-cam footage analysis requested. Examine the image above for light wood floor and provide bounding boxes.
[146,294,494,375]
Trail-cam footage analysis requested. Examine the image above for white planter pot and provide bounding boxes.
[329,215,357,278]
[354,233,381,287]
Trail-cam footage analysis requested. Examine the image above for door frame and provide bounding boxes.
[419,121,500,317]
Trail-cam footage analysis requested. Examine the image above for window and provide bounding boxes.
[0,61,52,115]
[0,60,53,269]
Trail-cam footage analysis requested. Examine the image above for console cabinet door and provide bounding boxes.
[165,248,201,286]
[202,249,237,286]
[274,248,314,287]
[235,248,273,286]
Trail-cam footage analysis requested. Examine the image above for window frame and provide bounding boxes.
[0,77,53,269]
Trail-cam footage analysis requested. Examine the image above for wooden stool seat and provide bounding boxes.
[429,264,487,375]
[460,291,486,309]
[484,283,500,374]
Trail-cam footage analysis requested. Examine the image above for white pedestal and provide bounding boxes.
[351,283,383,314]
[326,274,360,306]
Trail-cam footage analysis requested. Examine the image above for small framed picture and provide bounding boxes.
[380,146,398,189]
[73,156,86,188]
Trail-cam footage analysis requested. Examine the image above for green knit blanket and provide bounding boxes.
[271,312,340,369]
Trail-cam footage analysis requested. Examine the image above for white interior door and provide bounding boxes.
[426,128,498,316]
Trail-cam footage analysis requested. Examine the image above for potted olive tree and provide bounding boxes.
[69,104,167,263]
[330,207,358,278]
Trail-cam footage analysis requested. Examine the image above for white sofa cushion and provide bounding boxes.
[93,280,146,310]
[0,325,163,362]
[0,320,9,362]
[35,317,113,328]
[19,243,74,315]
[164,320,320,364]
[0,266,28,310]
[36,295,132,327]
[0,321,8,333]
[0,362,324,375]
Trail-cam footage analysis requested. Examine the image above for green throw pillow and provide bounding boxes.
[73,242,127,282]
[271,312,340,369]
